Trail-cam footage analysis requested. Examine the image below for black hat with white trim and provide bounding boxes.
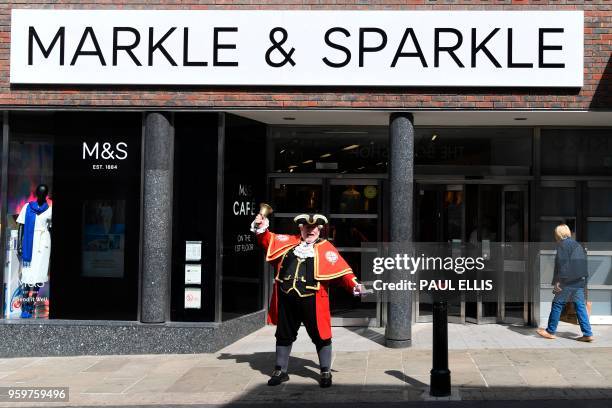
[293,213,329,227]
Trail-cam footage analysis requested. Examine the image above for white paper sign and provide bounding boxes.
[185,241,202,262]
[184,288,201,309]
[185,264,202,285]
[10,9,583,87]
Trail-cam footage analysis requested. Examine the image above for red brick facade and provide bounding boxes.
[0,1,610,110]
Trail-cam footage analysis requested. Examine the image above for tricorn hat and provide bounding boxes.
[293,213,329,227]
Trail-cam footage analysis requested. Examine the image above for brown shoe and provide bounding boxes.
[576,336,594,343]
[536,328,556,339]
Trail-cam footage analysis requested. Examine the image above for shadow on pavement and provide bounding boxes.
[343,326,386,345]
[217,352,322,381]
[505,324,586,341]
[385,369,428,388]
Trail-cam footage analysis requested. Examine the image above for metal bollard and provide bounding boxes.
[430,300,451,397]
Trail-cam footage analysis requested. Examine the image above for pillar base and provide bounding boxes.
[385,338,412,348]
[430,368,451,397]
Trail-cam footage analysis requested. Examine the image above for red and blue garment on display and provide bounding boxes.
[22,201,49,266]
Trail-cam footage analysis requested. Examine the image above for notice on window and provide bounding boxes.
[185,264,202,285]
[185,241,202,262]
[184,288,201,309]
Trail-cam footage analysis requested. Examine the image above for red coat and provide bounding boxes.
[256,229,358,340]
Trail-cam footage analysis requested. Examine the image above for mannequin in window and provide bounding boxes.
[16,184,52,318]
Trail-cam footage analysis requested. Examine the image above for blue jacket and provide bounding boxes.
[552,237,588,286]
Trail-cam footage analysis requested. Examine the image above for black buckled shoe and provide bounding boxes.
[319,371,332,388]
[267,367,289,386]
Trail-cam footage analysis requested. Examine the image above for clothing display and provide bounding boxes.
[17,202,52,285]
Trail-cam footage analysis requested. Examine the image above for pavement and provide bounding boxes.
[0,322,611,407]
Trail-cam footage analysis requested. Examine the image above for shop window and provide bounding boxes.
[539,187,576,216]
[0,116,5,315]
[271,127,388,174]
[587,187,612,217]
[415,128,532,176]
[171,113,220,322]
[3,112,141,320]
[585,185,612,243]
[541,129,612,175]
[222,115,266,321]
[587,222,612,243]
[537,185,576,243]
[272,182,323,213]
[329,184,379,215]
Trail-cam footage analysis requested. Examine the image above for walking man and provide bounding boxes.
[537,224,594,342]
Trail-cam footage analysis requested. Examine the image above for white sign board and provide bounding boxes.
[185,241,201,262]
[184,264,202,285]
[184,288,201,309]
[10,9,583,87]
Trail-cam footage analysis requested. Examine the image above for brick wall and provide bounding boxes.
[0,1,610,110]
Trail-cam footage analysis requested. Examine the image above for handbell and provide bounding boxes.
[259,203,273,218]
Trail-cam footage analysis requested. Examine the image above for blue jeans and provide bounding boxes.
[546,284,593,337]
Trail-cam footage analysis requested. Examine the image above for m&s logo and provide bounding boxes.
[82,142,128,160]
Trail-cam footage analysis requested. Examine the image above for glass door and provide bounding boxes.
[416,182,529,324]
[462,184,528,324]
[415,183,465,323]
[465,184,501,324]
[328,179,381,326]
[500,185,529,324]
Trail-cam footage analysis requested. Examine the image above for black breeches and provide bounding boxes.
[275,291,331,351]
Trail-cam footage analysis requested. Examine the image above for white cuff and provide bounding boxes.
[250,217,269,234]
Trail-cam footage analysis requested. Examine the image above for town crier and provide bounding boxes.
[251,211,365,388]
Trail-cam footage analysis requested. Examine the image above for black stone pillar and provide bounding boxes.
[141,112,174,323]
[385,112,414,348]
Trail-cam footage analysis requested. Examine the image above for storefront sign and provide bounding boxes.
[11,10,583,87]
[82,141,128,171]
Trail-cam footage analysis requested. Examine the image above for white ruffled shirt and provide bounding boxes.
[292,241,315,259]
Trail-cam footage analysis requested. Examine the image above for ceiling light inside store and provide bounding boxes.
[342,144,360,151]
[302,159,313,164]
[431,133,438,141]
[357,166,365,170]
[320,153,332,158]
